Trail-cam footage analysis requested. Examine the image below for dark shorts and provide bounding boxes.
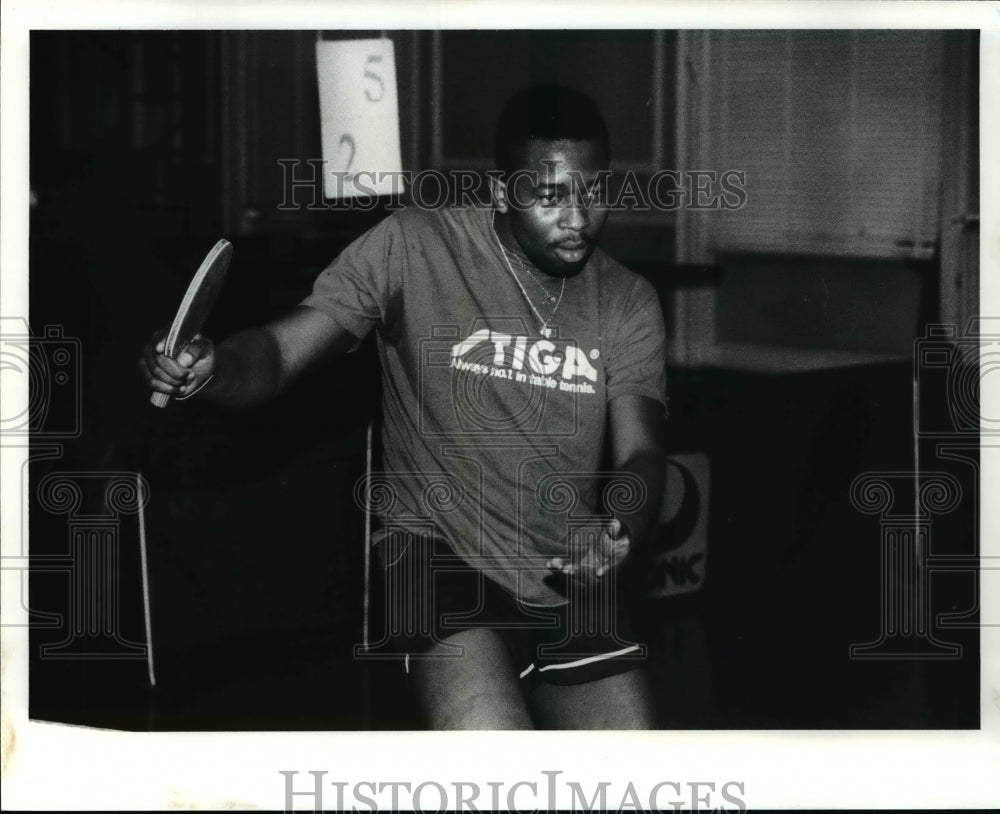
[370,529,647,688]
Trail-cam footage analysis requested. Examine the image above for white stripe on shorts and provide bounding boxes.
[519,644,641,678]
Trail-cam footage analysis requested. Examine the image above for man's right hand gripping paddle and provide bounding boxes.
[142,239,231,407]
[141,330,216,403]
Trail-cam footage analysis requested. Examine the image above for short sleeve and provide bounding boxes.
[604,276,668,409]
[299,214,402,341]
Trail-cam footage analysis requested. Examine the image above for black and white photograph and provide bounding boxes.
[2,1,998,810]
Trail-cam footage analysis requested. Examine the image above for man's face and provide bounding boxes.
[496,137,610,278]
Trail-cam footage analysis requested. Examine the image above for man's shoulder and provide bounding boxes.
[352,205,454,253]
[391,202,485,233]
[591,248,657,301]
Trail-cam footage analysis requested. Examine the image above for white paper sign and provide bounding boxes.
[315,38,404,199]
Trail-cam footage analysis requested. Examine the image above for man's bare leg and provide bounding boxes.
[527,667,657,729]
[409,627,534,729]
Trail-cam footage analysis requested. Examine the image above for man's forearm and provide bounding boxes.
[612,450,666,551]
[201,327,285,408]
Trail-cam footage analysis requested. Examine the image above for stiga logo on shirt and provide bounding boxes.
[451,329,599,390]
[416,323,593,436]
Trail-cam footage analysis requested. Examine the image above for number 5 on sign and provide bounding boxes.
[316,39,404,199]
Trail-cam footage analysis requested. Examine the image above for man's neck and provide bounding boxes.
[492,210,547,278]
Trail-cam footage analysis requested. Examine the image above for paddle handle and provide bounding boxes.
[149,391,171,409]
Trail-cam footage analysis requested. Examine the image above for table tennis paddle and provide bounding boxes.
[149,239,233,408]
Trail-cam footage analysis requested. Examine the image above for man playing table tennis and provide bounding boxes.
[141,85,667,729]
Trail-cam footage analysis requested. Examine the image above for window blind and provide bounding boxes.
[707,31,943,260]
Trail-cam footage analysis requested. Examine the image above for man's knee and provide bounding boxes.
[408,629,534,730]
[529,667,658,729]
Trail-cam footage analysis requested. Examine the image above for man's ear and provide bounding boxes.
[489,173,509,214]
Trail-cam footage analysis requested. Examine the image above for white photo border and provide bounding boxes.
[2,1,998,810]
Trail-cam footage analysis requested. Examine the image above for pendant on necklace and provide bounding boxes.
[541,326,552,338]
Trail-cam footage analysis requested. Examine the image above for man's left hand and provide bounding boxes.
[546,518,631,585]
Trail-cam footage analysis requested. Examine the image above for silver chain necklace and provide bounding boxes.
[491,211,565,338]
[506,247,562,304]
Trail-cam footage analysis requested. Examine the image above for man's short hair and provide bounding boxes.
[493,85,610,177]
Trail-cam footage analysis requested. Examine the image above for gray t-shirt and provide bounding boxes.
[301,204,666,605]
